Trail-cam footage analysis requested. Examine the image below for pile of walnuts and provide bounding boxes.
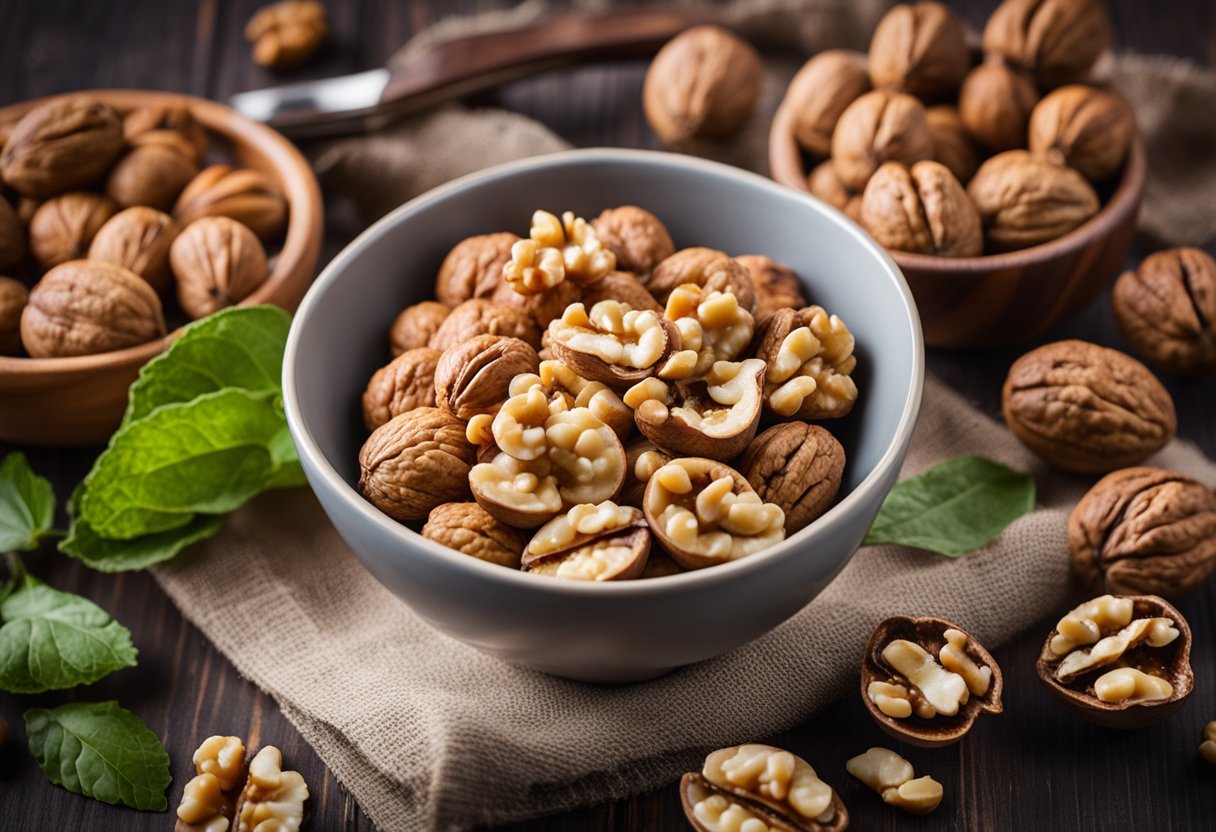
[357,205,855,581]
[0,95,288,358]
[776,0,1132,257]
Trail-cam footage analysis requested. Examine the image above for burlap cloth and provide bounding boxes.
[153,2,1216,829]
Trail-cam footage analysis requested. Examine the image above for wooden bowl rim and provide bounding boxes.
[0,89,323,376]
[768,101,1147,274]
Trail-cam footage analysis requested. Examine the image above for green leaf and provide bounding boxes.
[0,452,55,552]
[81,388,285,540]
[863,455,1036,557]
[265,423,307,490]
[24,701,170,811]
[0,577,137,693]
[123,305,291,427]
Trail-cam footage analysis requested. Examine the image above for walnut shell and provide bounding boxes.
[490,277,582,329]
[680,755,849,832]
[831,90,934,192]
[434,232,519,306]
[782,50,871,158]
[579,271,663,314]
[0,97,124,198]
[861,616,1004,748]
[1112,248,1216,376]
[1035,595,1193,728]
[422,502,525,569]
[550,311,682,391]
[868,1,970,100]
[173,164,288,241]
[0,276,28,356]
[806,160,862,222]
[428,298,541,352]
[88,206,179,293]
[860,160,982,257]
[926,105,978,184]
[633,360,765,462]
[389,301,451,356]
[170,216,269,320]
[983,0,1111,88]
[642,25,763,146]
[1002,340,1176,473]
[521,507,651,581]
[957,62,1039,153]
[358,407,475,522]
[1069,467,1216,598]
[29,192,117,270]
[737,422,845,535]
[1028,85,1135,182]
[648,247,756,312]
[967,150,1099,251]
[434,334,539,421]
[105,139,199,211]
[734,255,808,324]
[591,206,674,276]
[0,196,24,272]
[361,347,442,432]
[753,307,858,420]
[20,260,166,357]
[123,103,208,164]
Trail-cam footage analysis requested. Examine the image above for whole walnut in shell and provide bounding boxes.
[579,271,663,314]
[358,407,475,522]
[105,133,199,211]
[806,160,862,221]
[362,347,442,432]
[0,196,23,272]
[88,206,179,293]
[170,216,269,320]
[123,103,208,164]
[983,0,1111,88]
[958,62,1039,152]
[1002,340,1176,473]
[389,301,451,356]
[1070,467,1216,598]
[1028,85,1136,182]
[490,277,582,329]
[0,97,124,198]
[648,247,756,312]
[782,50,871,158]
[434,232,519,306]
[868,1,970,101]
[428,298,541,351]
[434,334,540,421]
[831,90,934,192]
[926,105,978,184]
[643,25,763,146]
[967,150,1099,251]
[173,165,288,241]
[1112,248,1216,376]
[0,276,28,356]
[860,160,982,257]
[737,422,845,534]
[29,192,117,269]
[734,255,807,323]
[422,502,526,569]
[21,261,166,357]
[591,206,674,276]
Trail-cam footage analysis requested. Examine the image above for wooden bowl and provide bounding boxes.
[769,103,1146,349]
[0,90,323,446]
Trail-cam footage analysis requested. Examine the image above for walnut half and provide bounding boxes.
[522,501,651,581]
[233,746,308,832]
[754,306,858,420]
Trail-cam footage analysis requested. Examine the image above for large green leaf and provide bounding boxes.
[0,452,55,553]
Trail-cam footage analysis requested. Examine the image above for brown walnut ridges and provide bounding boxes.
[1112,248,1216,376]
[737,423,845,535]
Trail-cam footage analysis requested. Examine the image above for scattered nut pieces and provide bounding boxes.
[88,206,179,293]
[422,502,527,568]
[1029,85,1136,182]
[389,301,450,356]
[737,422,845,535]
[1201,722,1216,766]
[754,306,858,420]
[958,62,1039,153]
[362,347,442,431]
[0,276,28,355]
[831,89,933,192]
[663,283,754,377]
[434,334,539,421]
[434,232,519,306]
[29,191,117,269]
[846,747,943,815]
[245,0,329,70]
[170,216,270,320]
[429,298,541,352]
[548,300,683,388]
[0,97,125,198]
[983,0,1111,89]
[735,255,808,323]
[358,407,476,522]
[868,1,969,101]
[860,160,982,257]
[591,205,674,276]
[783,50,871,158]
[1112,248,1216,376]
[174,164,288,242]
[522,500,650,581]
[649,247,757,313]
[233,745,308,832]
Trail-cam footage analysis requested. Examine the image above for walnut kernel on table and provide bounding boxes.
[1112,248,1216,375]
[867,0,970,101]
[170,216,269,320]
[88,206,179,294]
[958,62,1039,153]
[246,0,329,70]
[362,347,441,431]
[434,231,518,306]
[831,89,934,192]
[234,746,308,832]
[29,191,117,269]
[783,50,871,158]
[0,97,125,198]
[967,150,1099,252]
[174,164,288,242]
[846,747,944,815]
[860,160,982,257]
[423,502,526,568]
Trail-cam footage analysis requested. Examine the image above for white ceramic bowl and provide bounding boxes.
[283,149,924,682]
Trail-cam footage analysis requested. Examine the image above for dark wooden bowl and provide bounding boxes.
[769,103,1146,349]
[0,90,323,446]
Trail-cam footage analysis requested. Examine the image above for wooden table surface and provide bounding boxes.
[2,1,1215,830]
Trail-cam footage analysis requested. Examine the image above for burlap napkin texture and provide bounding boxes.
[153,2,1216,830]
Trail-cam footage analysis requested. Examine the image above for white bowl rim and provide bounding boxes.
[283,147,925,598]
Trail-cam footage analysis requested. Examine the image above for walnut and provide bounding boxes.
[506,359,634,441]
[245,0,328,69]
[1112,248,1216,376]
[29,192,118,269]
[88,206,179,293]
[428,298,541,352]
[503,210,614,294]
[958,62,1039,152]
[681,745,847,832]
[579,271,663,314]
[16,197,39,226]
[170,217,269,320]
[967,150,1099,251]
[389,301,449,356]
[734,255,807,324]
[1002,340,1176,473]
[846,748,943,815]
[1028,85,1135,182]
[754,306,858,420]
[0,196,24,272]
[233,746,308,832]
[643,25,763,146]
[983,0,1111,88]
[434,232,518,306]
[522,501,651,581]
[831,90,934,192]
[361,347,441,431]
[194,735,247,792]
[422,502,526,568]
[1201,723,1216,766]
[860,160,983,257]
[21,261,166,357]
[926,105,978,184]
[176,773,232,832]
[0,97,124,198]
[0,276,28,356]
[862,616,1003,747]
[359,407,475,522]
[662,283,754,376]
[123,103,208,164]
[782,50,871,158]
[648,247,756,312]
[806,160,862,222]
[737,422,845,535]
[174,165,288,242]
[868,1,969,100]
[1069,467,1216,598]
[490,276,581,329]
[434,334,539,420]
[620,438,670,509]
[591,205,674,276]
[103,133,198,212]
[545,300,684,389]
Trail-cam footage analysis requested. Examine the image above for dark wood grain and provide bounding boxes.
[1,2,1215,831]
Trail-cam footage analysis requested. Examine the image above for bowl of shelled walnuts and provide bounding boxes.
[0,90,323,445]
[769,0,1145,349]
[283,148,923,681]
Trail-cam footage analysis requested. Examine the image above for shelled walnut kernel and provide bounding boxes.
[176,735,247,832]
[755,306,858,420]
[547,300,684,387]
[846,747,943,815]
[1201,722,1216,766]
[522,500,650,581]
[663,284,754,376]
[233,746,308,832]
